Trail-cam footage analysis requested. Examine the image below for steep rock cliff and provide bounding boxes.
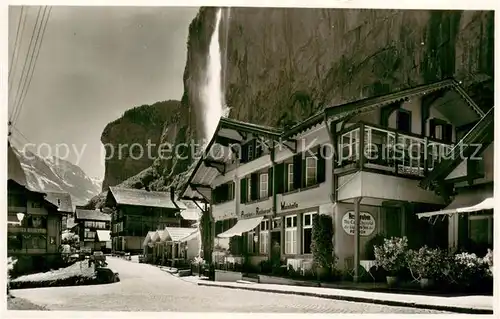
[213,8,493,128]
[100,100,181,191]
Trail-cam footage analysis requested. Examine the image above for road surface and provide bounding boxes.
[10,257,449,313]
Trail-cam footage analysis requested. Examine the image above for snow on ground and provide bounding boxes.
[12,261,94,283]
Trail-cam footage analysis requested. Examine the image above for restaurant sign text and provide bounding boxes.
[241,206,273,218]
[341,211,376,236]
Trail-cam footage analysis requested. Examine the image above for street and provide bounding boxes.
[10,257,449,313]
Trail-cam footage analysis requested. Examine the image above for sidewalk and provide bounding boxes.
[187,277,493,314]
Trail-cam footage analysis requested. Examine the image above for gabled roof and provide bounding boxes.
[45,192,73,213]
[75,208,111,221]
[175,200,202,221]
[108,187,178,209]
[419,107,494,191]
[284,78,484,138]
[164,227,198,243]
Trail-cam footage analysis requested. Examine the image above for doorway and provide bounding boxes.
[270,231,281,266]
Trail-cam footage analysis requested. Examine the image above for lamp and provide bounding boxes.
[16,213,25,223]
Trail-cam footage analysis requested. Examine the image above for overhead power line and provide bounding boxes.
[8,6,28,90]
[9,6,43,123]
[10,6,52,127]
[12,6,52,127]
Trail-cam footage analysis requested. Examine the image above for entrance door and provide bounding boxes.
[270,231,281,266]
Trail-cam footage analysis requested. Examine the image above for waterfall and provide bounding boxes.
[201,8,230,145]
[197,8,231,259]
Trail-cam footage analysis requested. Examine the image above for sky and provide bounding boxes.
[7,6,199,180]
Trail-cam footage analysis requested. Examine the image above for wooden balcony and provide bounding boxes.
[336,122,452,178]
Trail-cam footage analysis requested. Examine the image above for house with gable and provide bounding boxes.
[180,78,493,282]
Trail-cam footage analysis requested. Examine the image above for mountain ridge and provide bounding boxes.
[12,147,102,207]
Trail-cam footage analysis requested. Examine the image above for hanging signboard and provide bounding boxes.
[341,211,376,236]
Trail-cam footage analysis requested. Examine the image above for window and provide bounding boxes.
[396,109,411,133]
[247,230,255,254]
[303,212,316,254]
[259,220,270,254]
[247,177,252,202]
[285,215,297,255]
[84,230,95,239]
[259,173,268,199]
[272,217,281,230]
[340,129,359,163]
[430,119,453,144]
[31,235,47,249]
[305,157,317,187]
[287,164,294,192]
[469,215,493,247]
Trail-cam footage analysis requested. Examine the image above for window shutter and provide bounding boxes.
[293,154,302,189]
[301,157,307,188]
[444,124,453,143]
[251,173,258,201]
[429,119,436,138]
[240,178,247,204]
[268,167,273,197]
[283,163,288,192]
[317,146,326,184]
[242,144,249,163]
[276,163,285,194]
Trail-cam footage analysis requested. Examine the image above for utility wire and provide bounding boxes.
[12,6,52,126]
[11,125,32,145]
[9,6,44,124]
[8,6,28,93]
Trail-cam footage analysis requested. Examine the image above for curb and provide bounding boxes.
[197,282,493,314]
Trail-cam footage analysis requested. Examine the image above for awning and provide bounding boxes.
[417,186,493,219]
[217,216,263,238]
[456,197,494,213]
[96,230,111,242]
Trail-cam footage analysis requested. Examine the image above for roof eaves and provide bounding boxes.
[220,118,282,138]
[179,121,222,198]
[324,79,456,121]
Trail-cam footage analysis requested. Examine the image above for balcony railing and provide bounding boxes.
[337,122,452,178]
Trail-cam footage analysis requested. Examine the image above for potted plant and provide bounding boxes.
[374,236,408,286]
[407,246,443,289]
[311,214,334,280]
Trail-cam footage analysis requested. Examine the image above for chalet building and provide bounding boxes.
[73,207,112,252]
[105,187,191,253]
[180,78,493,281]
[7,142,68,273]
[44,192,73,230]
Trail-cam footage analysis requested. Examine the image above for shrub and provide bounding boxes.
[449,252,489,286]
[311,214,334,271]
[374,236,409,276]
[406,246,445,279]
[483,249,493,278]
